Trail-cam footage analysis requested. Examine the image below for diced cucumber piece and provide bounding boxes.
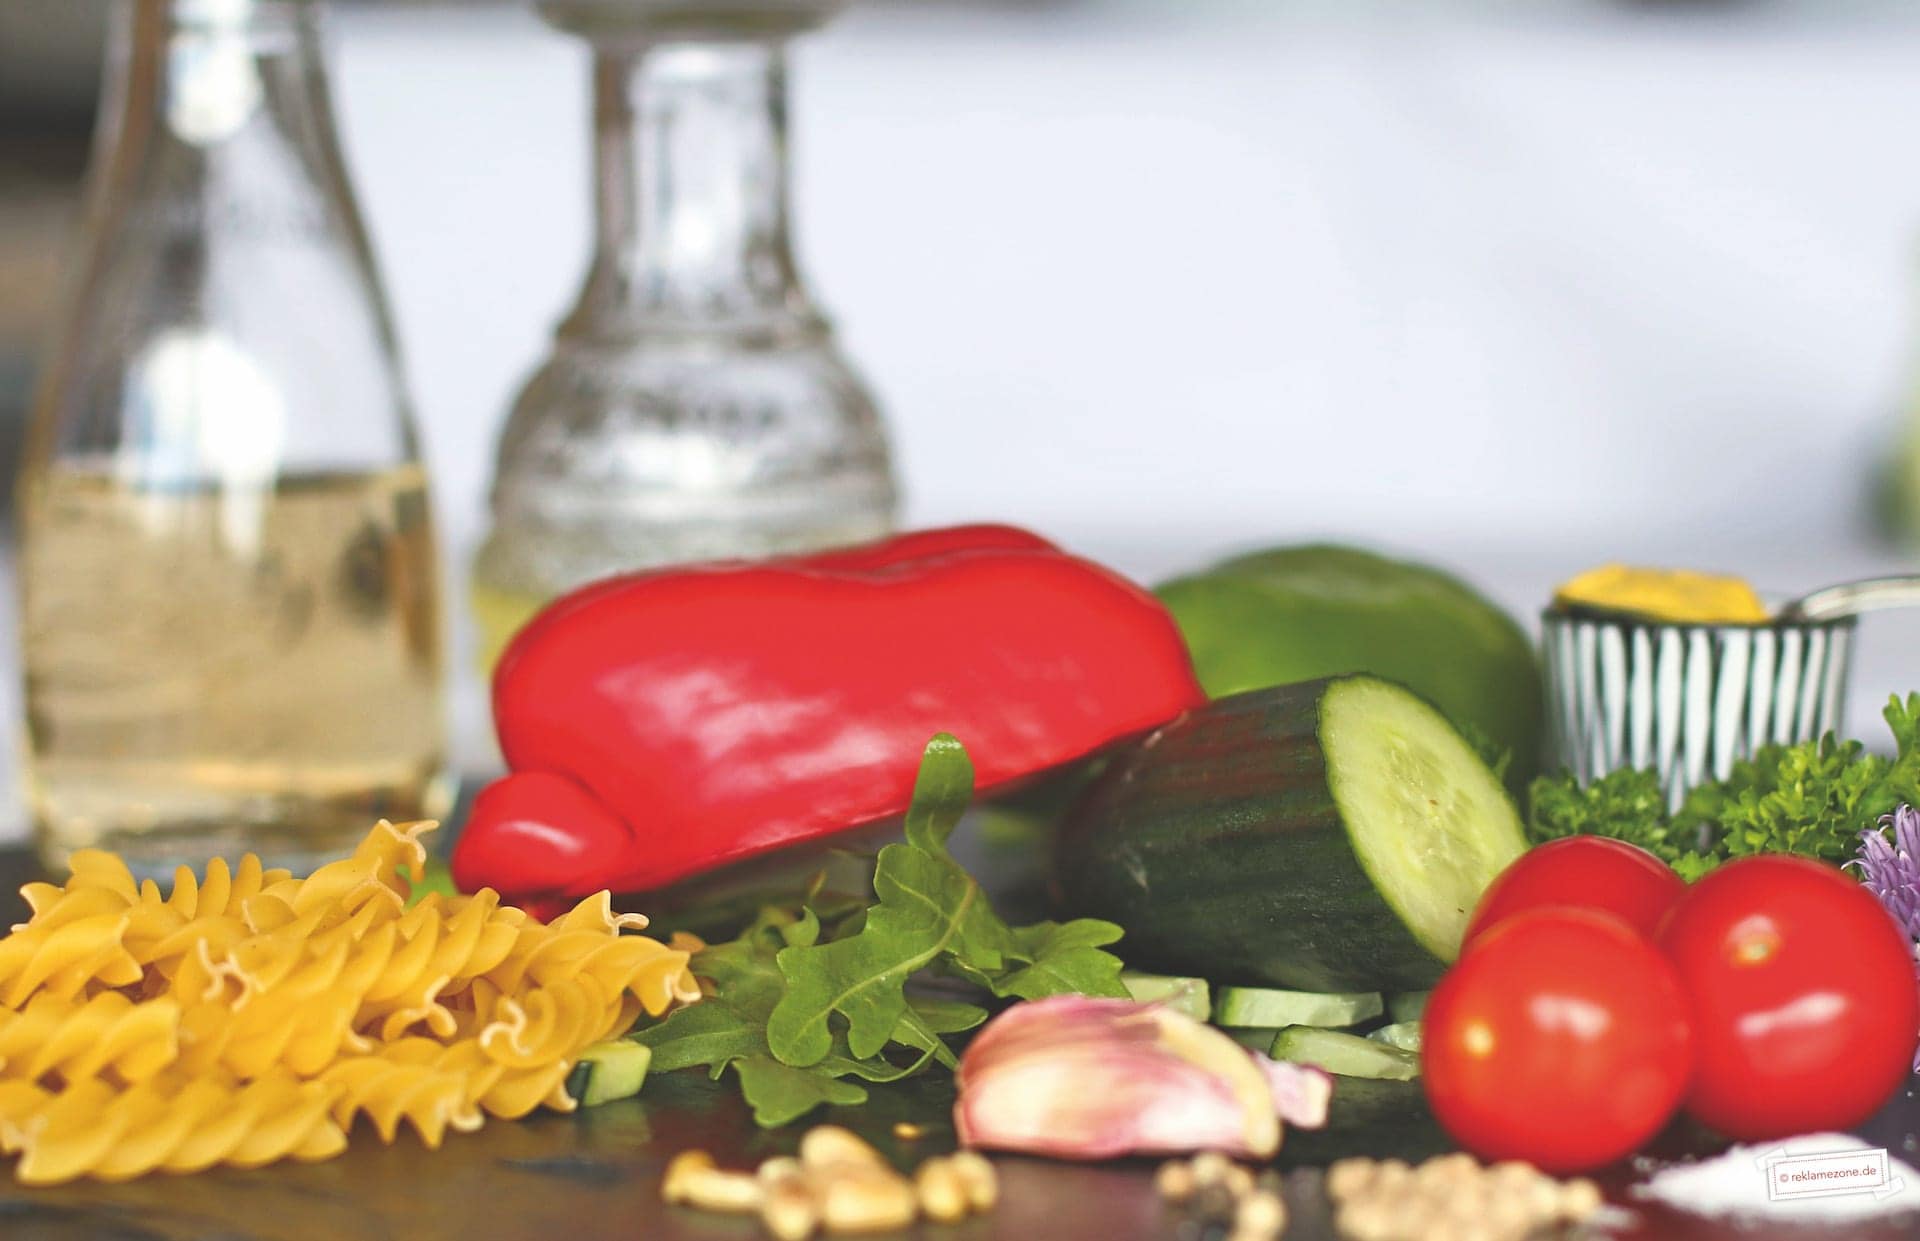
[1387,991,1431,1023]
[1121,973,1211,1023]
[1367,1021,1421,1052]
[1214,985,1383,1029]
[1268,1026,1419,1081]
[567,1041,652,1107]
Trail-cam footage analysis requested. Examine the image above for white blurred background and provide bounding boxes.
[9,0,1920,840]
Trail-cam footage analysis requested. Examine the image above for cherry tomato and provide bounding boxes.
[1424,907,1694,1171]
[1463,836,1686,946]
[1657,854,1919,1140]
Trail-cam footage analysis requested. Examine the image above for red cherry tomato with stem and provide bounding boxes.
[1657,854,1919,1141]
[1464,835,1686,947]
[1424,907,1695,1172]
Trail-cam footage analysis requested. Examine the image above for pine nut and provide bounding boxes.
[680,1168,764,1214]
[761,1179,819,1241]
[662,1149,715,1204]
[817,1169,917,1233]
[915,1157,970,1222]
[758,1155,804,1185]
[947,1150,999,1211]
[800,1125,886,1173]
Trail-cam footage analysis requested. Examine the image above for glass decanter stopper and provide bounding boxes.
[471,0,899,665]
[17,0,448,876]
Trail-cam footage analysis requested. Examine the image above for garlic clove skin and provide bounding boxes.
[1256,1055,1333,1129]
[953,996,1285,1160]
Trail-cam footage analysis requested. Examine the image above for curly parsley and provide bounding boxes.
[1528,693,1920,879]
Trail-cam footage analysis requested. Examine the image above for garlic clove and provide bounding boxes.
[953,995,1293,1160]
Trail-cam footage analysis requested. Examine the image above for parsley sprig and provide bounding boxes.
[632,733,1127,1126]
[1529,694,1920,879]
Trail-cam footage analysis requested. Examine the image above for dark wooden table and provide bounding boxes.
[0,848,1916,1241]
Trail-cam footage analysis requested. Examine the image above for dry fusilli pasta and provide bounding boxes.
[0,819,696,1183]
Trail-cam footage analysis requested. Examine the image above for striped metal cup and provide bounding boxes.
[1541,610,1856,812]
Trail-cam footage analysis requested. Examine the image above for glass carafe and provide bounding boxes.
[470,0,898,666]
[17,0,448,876]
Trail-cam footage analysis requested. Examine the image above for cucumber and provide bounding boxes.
[566,1041,652,1107]
[1367,1021,1422,1052]
[1121,973,1211,1022]
[1279,1076,1446,1166]
[1057,677,1526,992]
[1268,1026,1419,1081]
[1387,991,1432,1023]
[1213,985,1382,1029]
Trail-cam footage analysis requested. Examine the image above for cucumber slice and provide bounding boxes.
[1387,991,1431,1023]
[1214,986,1382,1029]
[1121,973,1211,1023]
[1268,1026,1419,1081]
[1367,1021,1421,1052]
[1058,677,1526,993]
[1320,678,1525,966]
[566,1041,652,1107]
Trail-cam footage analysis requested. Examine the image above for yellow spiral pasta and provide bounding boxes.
[320,1037,497,1148]
[0,819,697,1183]
[0,1072,346,1184]
[0,913,142,1008]
[0,993,179,1086]
[485,891,700,1018]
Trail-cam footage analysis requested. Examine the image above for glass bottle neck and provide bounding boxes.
[89,0,348,225]
[563,38,820,343]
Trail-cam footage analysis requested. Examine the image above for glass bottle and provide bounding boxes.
[17,0,448,876]
[471,0,898,666]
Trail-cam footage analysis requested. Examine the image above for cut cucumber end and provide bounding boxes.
[569,1041,652,1107]
[1320,677,1527,964]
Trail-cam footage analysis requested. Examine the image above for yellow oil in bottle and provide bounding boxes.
[18,463,449,877]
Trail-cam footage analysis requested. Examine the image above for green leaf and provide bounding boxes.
[732,1056,869,1128]
[630,732,1128,1126]
[994,919,1129,1000]
[631,1000,767,1073]
[768,837,1008,1064]
[903,732,975,854]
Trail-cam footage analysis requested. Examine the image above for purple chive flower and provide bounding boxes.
[1851,805,1920,942]
[1848,804,1920,1071]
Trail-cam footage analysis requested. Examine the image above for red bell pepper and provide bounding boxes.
[452,525,1204,903]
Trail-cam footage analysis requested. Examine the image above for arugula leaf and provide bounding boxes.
[768,738,1003,1063]
[733,1055,869,1127]
[1527,693,1920,871]
[632,733,1128,1126]
[994,919,1127,1000]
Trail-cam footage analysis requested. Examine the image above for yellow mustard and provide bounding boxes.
[1553,564,1770,625]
